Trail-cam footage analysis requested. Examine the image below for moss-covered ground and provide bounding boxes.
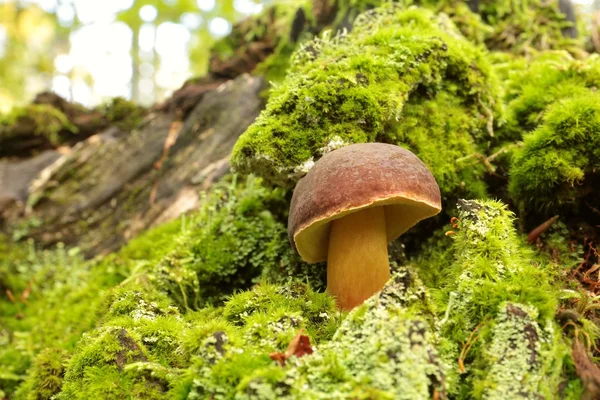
[3,1,600,399]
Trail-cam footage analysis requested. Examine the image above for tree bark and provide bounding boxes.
[1,75,265,256]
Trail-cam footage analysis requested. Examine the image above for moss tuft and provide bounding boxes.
[0,104,77,146]
[473,302,562,399]
[14,348,68,400]
[181,268,443,399]
[509,93,600,216]
[148,175,323,309]
[462,0,582,54]
[103,97,145,132]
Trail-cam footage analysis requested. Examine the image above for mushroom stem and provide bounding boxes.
[327,206,390,310]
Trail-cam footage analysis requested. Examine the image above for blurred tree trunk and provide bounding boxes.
[0,74,264,256]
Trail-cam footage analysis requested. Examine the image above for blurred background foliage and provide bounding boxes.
[1,0,599,112]
[0,0,271,112]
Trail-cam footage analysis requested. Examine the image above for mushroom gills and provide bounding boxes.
[327,206,390,310]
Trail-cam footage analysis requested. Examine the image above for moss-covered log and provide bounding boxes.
[0,92,145,158]
[1,75,265,256]
[231,6,502,196]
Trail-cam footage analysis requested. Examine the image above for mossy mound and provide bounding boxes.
[231,5,502,200]
[50,199,588,399]
[1,193,592,398]
[510,94,600,217]
[502,52,600,137]
[57,287,186,399]
[40,276,339,399]
[414,199,582,398]
[503,53,600,219]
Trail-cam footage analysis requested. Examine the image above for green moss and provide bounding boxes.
[13,348,68,400]
[482,0,581,54]
[57,280,338,400]
[0,215,185,398]
[0,242,101,399]
[414,199,577,397]
[2,196,590,399]
[255,41,297,85]
[472,303,564,399]
[58,288,185,399]
[103,97,145,132]
[149,175,323,309]
[0,346,30,399]
[232,5,502,195]
[501,52,600,137]
[234,0,577,189]
[0,104,77,146]
[117,217,183,267]
[491,52,600,220]
[429,1,492,46]
[509,92,600,215]
[331,0,580,56]
[179,267,444,399]
[55,280,191,399]
[432,0,582,55]
[222,282,340,342]
[387,90,489,199]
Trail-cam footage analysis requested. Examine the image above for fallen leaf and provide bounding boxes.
[269,351,287,366]
[269,329,313,366]
[285,329,313,359]
[585,264,600,281]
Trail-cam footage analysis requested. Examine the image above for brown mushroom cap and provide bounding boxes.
[288,143,442,263]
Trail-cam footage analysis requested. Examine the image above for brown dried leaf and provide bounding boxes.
[285,329,313,359]
[269,351,287,366]
[270,329,313,367]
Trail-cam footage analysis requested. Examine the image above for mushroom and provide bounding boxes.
[288,143,442,310]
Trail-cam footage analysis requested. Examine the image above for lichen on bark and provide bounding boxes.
[415,199,580,398]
